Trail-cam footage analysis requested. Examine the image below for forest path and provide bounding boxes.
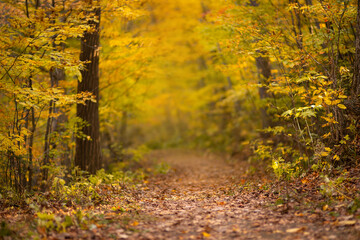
[126,150,358,240]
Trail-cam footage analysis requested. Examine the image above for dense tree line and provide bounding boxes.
[0,0,359,197]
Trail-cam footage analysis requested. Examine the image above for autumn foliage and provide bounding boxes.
[0,0,359,198]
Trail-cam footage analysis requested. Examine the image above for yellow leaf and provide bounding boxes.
[338,94,347,99]
[202,232,211,238]
[338,220,356,226]
[324,98,332,105]
[322,132,331,139]
[333,155,340,161]
[331,100,341,105]
[338,104,347,109]
[321,151,329,157]
[131,221,139,226]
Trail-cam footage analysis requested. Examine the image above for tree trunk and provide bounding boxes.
[120,110,128,148]
[348,0,360,159]
[75,5,101,174]
[248,0,273,130]
[352,0,360,100]
[42,0,67,188]
[255,55,272,129]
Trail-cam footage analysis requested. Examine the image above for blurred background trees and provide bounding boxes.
[0,0,358,196]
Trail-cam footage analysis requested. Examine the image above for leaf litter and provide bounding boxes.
[1,149,360,239]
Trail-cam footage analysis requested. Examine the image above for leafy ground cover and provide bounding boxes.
[1,149,359,239]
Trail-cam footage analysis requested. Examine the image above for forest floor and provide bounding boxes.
[1,149,360,239]
[122,150,360,240]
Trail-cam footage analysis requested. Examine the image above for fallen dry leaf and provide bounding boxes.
[338,220,356,226]
[117,234,129,239]
[286,227,306,233]
[131,221,139,226]
[202,232,211,238]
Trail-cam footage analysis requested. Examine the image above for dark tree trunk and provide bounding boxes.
[248,0,272,130]
[255,55,272,129]
[348,0,360,158]
[120,111,128,147]
[352,0,360,100]
[28,107,34,191]
[75,6,101,174]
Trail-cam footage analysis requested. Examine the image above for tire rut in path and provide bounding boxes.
[128,150,359,240]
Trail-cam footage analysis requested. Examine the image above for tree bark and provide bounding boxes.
[75,5,101,174]
[248,0,273,129]
[42,0,67,188]
[352,0,360,100]
[255,55,272,129]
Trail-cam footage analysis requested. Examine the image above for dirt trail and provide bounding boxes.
[127,150,359,240]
